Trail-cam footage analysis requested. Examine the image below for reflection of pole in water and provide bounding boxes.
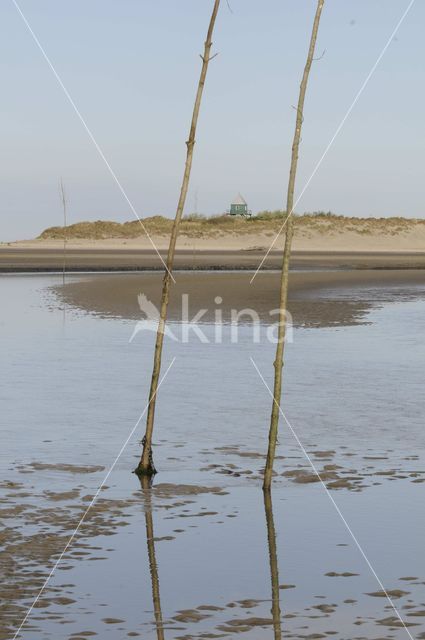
[263,490,282,640]
[140,477,165,640]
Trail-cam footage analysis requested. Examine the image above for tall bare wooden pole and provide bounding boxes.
[263,0,325,491]
[264,490,282,640]
[136,0,221,476]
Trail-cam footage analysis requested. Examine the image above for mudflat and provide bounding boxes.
[54,269,425,329]
[3,246,425,272]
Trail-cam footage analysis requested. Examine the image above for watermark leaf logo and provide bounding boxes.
[129,294,179,343]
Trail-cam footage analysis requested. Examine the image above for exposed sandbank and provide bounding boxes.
[53,269,425,329]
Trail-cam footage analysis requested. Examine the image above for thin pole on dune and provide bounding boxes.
[60,178,67,286]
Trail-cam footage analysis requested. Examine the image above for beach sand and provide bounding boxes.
[3,244,425,272]
[3,216,425,273]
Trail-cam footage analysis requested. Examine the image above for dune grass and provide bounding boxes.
[38,211,425,240]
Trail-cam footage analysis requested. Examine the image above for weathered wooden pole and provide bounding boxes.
[264,490,282,640]
[135,0,221,476]
[263,0,325,491]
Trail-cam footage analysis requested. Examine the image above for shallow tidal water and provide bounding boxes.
[1,273,425,640]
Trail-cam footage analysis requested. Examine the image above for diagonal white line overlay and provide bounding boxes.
[250,356,415,640]
[11,0,175,282]
[11,357,176,640]
[250,0,416,283]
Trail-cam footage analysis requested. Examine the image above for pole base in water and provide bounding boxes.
[135,435,157,477]
[134,463,157,477]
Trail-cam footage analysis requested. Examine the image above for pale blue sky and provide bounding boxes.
[0,1,423,240]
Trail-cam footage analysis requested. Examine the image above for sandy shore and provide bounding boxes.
[54,270,425,329]
[3,245,425,272]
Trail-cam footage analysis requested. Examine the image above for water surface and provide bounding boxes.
[1,274,425,640]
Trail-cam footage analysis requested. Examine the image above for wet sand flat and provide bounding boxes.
[3,247,425,271]
[54,269,425,328]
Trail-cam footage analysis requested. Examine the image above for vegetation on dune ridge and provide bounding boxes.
[38,211,425,240]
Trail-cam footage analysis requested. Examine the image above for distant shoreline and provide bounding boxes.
[2,246,425,273]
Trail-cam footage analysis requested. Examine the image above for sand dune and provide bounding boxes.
[4,213,425,253]
[2,214,425,271]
